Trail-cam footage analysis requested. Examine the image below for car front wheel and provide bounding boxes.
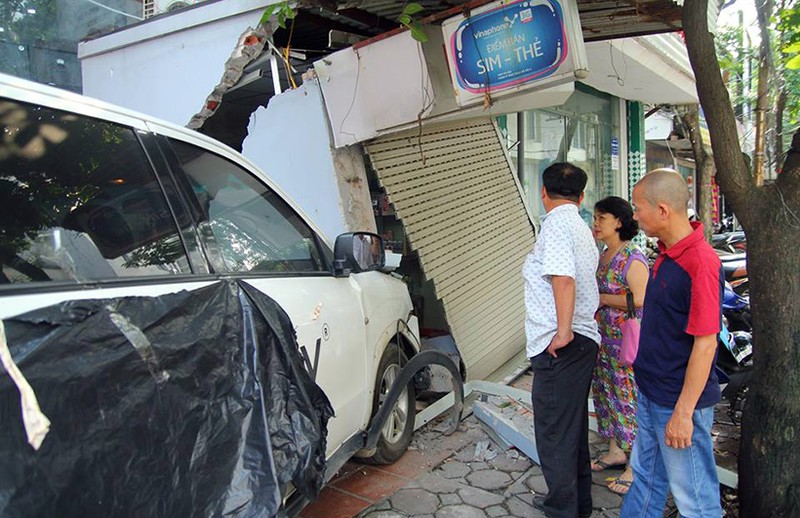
[363,343,415,464]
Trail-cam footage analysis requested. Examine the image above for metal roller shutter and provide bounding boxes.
[366,118,536,380]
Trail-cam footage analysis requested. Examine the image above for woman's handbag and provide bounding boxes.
[619,291,640,366]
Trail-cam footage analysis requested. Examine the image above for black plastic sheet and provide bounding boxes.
[0,280,333,517]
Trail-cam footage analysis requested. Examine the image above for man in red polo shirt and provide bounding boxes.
[621,169,723,518]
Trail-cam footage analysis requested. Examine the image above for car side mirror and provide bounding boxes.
[333,232,385,277]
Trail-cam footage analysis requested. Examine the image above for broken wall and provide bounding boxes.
[79,1,268,127]
[243,79,375,241]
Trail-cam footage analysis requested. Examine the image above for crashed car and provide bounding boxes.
[0,73,430,515]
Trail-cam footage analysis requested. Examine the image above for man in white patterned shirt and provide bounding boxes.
[523,162,600,518]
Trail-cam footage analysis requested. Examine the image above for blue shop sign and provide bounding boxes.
[447,0,568,94]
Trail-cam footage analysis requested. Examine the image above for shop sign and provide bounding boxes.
[442,0,588,107]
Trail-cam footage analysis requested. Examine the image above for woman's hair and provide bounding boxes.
[595,196,639,241]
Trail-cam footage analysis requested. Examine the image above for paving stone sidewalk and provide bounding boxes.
[356,413,626,518]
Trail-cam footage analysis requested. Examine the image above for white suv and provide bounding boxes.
[0,74,422,514]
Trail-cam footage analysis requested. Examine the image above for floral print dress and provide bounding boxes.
[591,242,647,451]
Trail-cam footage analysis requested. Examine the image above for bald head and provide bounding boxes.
[635,169,690,216]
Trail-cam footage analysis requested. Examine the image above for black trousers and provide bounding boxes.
[531,333,598,518]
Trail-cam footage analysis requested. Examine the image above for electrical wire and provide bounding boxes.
[774,183,800,228]
[338,48,362,140]
[608,40,626,87]
[283,16,298,89]
[415,41,435,165]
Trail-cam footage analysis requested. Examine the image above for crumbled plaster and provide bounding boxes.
[332,146,377,233]
[186,20,276,131]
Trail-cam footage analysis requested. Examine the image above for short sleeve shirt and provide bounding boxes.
[634,223,723,408]
[523,204,600,357]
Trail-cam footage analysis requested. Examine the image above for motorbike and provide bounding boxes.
[712,231,747,254]
[718,251,748,297]
[722,279,751,332]
[714,215,738,234]
[717,281,753,425]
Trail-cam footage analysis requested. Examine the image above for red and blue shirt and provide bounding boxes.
[634,223,723,409]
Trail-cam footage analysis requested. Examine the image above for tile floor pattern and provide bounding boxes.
[301,413,627,518]
[301,367,734,518]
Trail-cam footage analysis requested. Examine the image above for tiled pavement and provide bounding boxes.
[300,368,735,518]
[358,416,625,518]
[301,410,627,518]
[299,417,483,518]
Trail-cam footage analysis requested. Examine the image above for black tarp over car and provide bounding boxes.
[0,281,333,517]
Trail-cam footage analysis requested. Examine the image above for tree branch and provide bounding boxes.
[680,105,714,240]
[682,0,758,224]
[776,128,800,207]
[753,0,774,184]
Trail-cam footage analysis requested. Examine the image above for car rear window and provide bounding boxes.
[0,98,192,286]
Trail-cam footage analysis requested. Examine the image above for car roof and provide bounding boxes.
[0,72,332,245]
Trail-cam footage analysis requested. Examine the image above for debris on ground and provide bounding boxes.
[473,395,539,464]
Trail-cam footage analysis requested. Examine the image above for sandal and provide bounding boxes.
[608,477,632,495]
[590,457,626,472]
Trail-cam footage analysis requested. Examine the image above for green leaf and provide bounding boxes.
[398,14,412,25]
[260,3,280,25]
[787,54,800,69]
[402,3,425,16]
[410,24,429,43]
[263,3,280,18]
[260,2,295,26]
[782,41,800,53]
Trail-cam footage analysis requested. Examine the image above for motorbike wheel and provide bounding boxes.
[363,343,416,465]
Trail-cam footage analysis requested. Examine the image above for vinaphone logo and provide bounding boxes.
[473,13,519,38]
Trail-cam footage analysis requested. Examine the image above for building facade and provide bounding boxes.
[77,0,700,379]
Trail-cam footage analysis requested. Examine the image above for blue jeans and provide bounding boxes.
[620,392,722,518]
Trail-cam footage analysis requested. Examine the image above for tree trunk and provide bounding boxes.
[739,130,800,514]
[776,0,789,167]
[684,2,800,516]
[680,105,714,241]
[776,87,786,164]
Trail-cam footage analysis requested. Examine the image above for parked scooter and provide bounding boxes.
[712,231,747,254]
[714,215,738,234]
[722,280,751,332]
[719,251,748,296]
[717,328,752,426]
[717,281,753,425]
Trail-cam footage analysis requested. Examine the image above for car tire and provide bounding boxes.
[363,343,415,465]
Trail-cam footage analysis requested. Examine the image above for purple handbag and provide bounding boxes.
[619,291,640,367]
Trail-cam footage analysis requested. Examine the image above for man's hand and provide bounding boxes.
[665,410,693,449]
[547,330,573,358]
[668,334,716,449]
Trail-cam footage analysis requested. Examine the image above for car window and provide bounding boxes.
[167,139,326,274]
[0,98,192,286]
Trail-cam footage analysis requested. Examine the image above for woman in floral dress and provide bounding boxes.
[589,196,649,494]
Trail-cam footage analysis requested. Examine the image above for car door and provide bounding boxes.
[0,94,212,318]
[158,136,371,456]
